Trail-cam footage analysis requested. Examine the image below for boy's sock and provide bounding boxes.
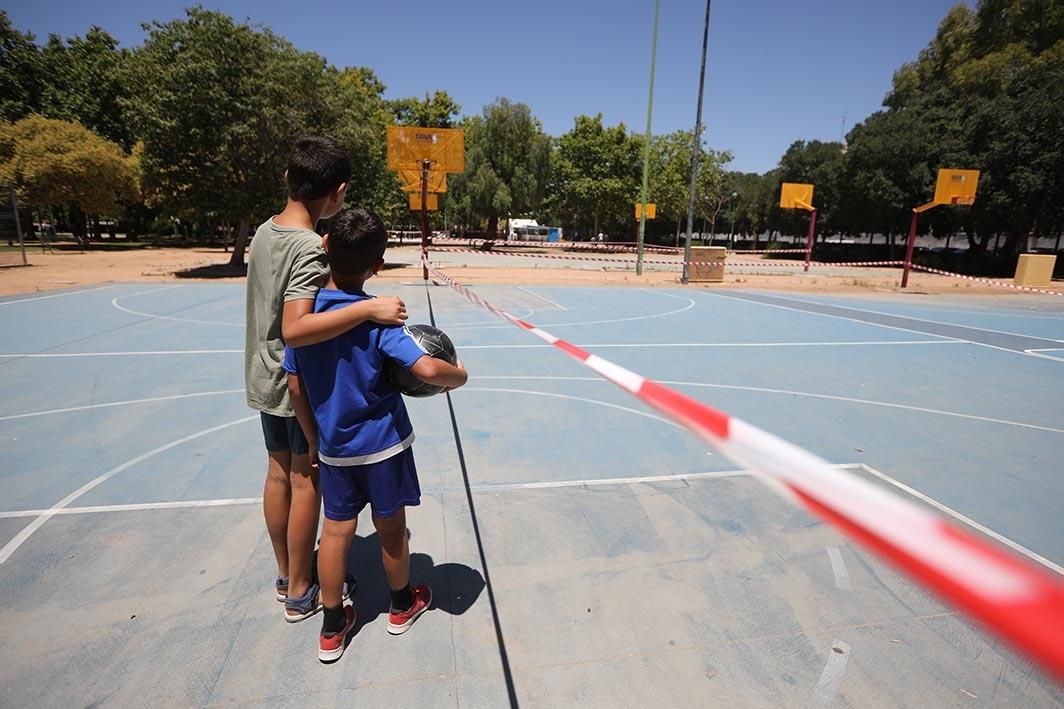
[322,605,347,636]
[390,585,413,612]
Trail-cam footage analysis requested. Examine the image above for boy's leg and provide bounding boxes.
[319,516,359,608]
[372,508,410,593]
[262,449,293,582]
[287,451,320,600]
[374,507,432,635]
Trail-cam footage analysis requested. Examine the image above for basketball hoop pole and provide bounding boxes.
[803,208,817,272]
[902,201,936,288]
[420,159,430,281]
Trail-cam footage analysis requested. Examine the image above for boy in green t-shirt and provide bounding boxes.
[245,136,407,621]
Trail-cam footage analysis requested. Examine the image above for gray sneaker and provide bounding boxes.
[284,577,357,623]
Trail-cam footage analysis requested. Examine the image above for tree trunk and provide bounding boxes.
[229,219,249,267]
[1055,232,1061,252]
[593,213,599,242]
[887,231,895,260]
[487,214,498,239]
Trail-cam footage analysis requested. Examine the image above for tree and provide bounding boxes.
[39,27,131,149]
[390,91,461,128]
[0,11,43,121]
[776,139,846,239]
[545,114,640,240]
[447,99,550,236]
[0,115,138,239]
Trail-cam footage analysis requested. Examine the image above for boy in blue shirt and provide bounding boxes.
[284,207,468,663]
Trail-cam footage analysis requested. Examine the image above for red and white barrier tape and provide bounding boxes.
[728,248,809,255]
[429,247,683,267]
[431,237,680,253]
[432,247,906,271]
[727,260,906,269]
[423,254,1064,680]
[910,264,1064,297]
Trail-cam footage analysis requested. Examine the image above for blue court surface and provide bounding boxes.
[1,281,1062,706]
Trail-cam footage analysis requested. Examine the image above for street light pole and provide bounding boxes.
[681,0,712,285]
[636,0,660,277]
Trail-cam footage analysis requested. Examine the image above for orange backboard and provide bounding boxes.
[387,126,464,173]
[780,183,814,210]
[408,193,439,211]
[933,169,979,206]
[635,202,657,219]
[398,169,447,193]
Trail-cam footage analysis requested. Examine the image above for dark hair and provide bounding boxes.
[326,207,388,276]
[285,136,352,201]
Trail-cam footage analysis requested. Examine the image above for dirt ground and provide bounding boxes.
[0,244,1050,297]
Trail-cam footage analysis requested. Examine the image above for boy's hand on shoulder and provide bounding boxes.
[370,296,408,325]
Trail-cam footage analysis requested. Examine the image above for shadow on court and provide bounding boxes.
[345,531,485,635]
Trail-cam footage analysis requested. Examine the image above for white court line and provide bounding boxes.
[4,464,1057,579]
[517,286,567,310]
[0,497,262,518]
[464,387,683,431]
[0,284,118,305]
[748,290,1064,343]
[450,288,696,330]
[0,415,257,564]
[460,340,959,350]
[472,375,1064,434]
[0,389,243,421]
[111,285,243,327]
[813,640,851,705]
[826,546,851,590]
[696,290,1062,362]
[0,350,243,358]
[854,463,1064,576]
[0,342,960,357]
[1024,349,1064,363]
[695,291,967,344]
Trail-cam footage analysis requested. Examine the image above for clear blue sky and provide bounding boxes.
[7,0,968,173]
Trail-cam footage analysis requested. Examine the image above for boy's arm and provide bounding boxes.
[282,296,407,348]
[288,373,318,464]
[409,356,468,391]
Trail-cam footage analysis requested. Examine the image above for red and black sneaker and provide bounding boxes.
[387,584,432,635]
[318,603,356,663]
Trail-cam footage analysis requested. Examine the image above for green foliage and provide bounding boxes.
[40,28,131,148]
[546,114,640,238]
[0,115,137,215]
[0,11,43,121]
[390,91,461,128]
[448,98,550,235]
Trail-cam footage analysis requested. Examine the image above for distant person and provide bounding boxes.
[597,231,605,242]
[284,207,468,662]
[244,136,408,623]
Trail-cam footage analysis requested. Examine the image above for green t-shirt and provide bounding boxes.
[244,218,327,416]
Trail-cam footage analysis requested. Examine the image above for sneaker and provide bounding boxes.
[318,603,356,663]
[284,577,356,623]
[275,576,289,602]
[387,584,432,635]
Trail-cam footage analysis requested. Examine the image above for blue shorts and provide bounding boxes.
[319,447,421,521]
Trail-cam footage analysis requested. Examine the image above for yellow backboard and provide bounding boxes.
[398,169,447,193]
[933,169,979,206]
[408,193,439,211]
[635,202,656,220]
[780,183,814,211]
[387,126,465,172]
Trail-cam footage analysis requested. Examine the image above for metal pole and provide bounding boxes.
[636,0,660,277]
[681,0,712,285]
[11,190,26,266]
[901,209,919,288]
[803,209,817,272]
[420,159,430,281]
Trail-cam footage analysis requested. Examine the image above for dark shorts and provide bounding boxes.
[260,412,309,456]
[319,447,421,521]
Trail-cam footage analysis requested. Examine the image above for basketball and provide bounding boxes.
[384,324,457,397]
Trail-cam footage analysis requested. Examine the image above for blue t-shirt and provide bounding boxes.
[282,288,428,465]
